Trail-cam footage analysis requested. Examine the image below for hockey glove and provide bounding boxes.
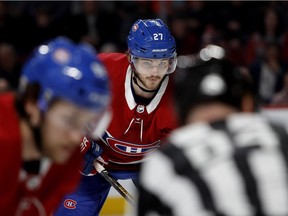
[80,137,103,175]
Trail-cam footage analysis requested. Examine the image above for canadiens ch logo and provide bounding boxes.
[64,199,77,209]
[106,138,160,156]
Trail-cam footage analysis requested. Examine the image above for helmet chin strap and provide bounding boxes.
[132,70,159,93]
[30,112,46,152]
[32,125,43,151]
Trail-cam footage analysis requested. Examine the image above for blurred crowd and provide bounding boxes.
[1,1,288,106]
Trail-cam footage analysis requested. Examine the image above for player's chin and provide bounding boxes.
[146,77,161,82]
[146,83,160,90]
[145,80,161,89]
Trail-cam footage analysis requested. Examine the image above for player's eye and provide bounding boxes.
[159,61,168,67]
[142,61,152,66]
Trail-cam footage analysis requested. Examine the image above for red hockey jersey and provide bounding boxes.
[15,152,82,216]
[98,53,178,170]
[0,92,82,216]
[0,92,21,216]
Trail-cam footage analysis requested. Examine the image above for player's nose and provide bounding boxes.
[150,66,161,75]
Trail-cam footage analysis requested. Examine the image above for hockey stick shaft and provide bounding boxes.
[94,162,135,206]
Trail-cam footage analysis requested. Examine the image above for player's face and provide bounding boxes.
[134,58,169,90]
[41,100,100,164]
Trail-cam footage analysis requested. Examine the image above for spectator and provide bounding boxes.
[0,42,21,91]
[271,72,288,105]
[63,1,120,50]
[249,42,286,104]
[168,14,200,55]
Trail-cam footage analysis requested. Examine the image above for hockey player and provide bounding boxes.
[54,18,178,215]
[0,37,110,215]
[137,45,288,216]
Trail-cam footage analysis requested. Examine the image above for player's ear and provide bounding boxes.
[25,100,41,126]
[126,51,132,63]
[241,94,254,112]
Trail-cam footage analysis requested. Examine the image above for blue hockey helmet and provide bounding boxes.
[127,18,176,59]
[19,37,110,113]
[127,18,177,74]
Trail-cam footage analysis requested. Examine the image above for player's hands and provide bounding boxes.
[80,137,104,175]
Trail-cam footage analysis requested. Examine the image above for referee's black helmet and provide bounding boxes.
[174,45,255,124]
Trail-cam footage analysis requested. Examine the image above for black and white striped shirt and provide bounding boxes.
[137,114,288,216]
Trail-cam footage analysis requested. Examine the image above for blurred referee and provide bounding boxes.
[137,45,288,216]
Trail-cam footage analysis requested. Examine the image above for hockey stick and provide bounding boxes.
[94,162,135,206]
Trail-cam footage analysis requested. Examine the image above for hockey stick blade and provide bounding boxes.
[94,162,135,206]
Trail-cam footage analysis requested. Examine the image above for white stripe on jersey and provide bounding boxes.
[229,114,288,214]
[228,114,279,149]
[173,126,255,215]
[140,151,212,216]
[248,149,288,215]
[202,156,254,216]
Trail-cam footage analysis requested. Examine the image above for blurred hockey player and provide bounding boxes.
[54,18,178,216]
[137,45,288,216]
[0,37,110,215]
